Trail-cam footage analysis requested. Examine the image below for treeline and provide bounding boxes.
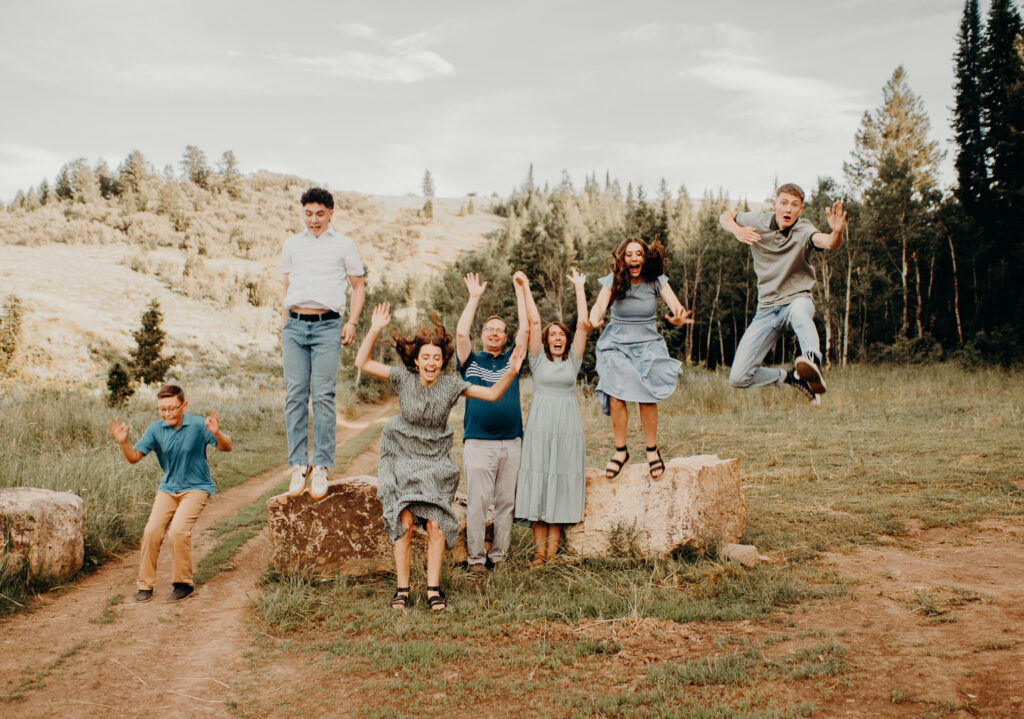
[426,0,1024,371]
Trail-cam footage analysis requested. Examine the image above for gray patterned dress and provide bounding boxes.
[377,367,470,549]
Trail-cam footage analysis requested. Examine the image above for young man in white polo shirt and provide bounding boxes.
[281,187,365,498]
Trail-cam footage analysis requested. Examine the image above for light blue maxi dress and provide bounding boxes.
[514,350,586,525]
[594,273,682,416]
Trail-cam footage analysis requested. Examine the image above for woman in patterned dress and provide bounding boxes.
[355,302,525,611]
[588,237,693,480]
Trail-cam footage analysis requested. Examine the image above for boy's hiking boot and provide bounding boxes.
[467,562,487,576]
[794,352,826,394]
[135,589,153,603]
[309,466,330,499]
[784,370,820,406]
[167,583,195,602]
[288,465,310,496]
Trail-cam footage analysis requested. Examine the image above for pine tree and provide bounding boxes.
[106,361,136,407]
[953,0,987,213]
[422,169,434,198]
[217,150,243,199]
[180,145,211,189]
[844,66,945,198]
[129,299,175,385]
[0,294,25,377]
[980,0,1024,198]
[117,150,151,196]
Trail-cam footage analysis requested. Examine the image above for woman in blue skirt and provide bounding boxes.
[588,237,693,479]
[513,269,590,565]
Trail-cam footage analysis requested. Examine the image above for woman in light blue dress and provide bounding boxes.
[588,237,693,480]
[513,269,590,565]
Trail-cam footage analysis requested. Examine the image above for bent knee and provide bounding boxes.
[729,368,752,388]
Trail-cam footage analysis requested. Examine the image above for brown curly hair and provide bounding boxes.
[608,236,666,303]
[542,322,572,361]
[391,316,456,372]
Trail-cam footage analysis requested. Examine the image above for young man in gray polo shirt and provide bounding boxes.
[456,272,528,574]
[719,183,846,404]
[281,187,365,498]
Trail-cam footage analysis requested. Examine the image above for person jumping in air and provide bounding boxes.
[719,183,846,405]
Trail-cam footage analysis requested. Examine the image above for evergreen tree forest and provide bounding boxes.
[426,0,1024,373]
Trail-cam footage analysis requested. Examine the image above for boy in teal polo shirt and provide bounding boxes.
[109,384,232,602]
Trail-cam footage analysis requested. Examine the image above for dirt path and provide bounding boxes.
[0,400,395,718]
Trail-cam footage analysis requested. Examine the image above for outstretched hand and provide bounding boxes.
[734,226,762,245]
[826,201,847,234]
[509,342,527,373]
[567,268,586,287]
[369,302,391,331]
[464,272,487,299]
[108,418,129,444]
[205,409,220,435]
[665,307,695,327]
[512,271,529,288]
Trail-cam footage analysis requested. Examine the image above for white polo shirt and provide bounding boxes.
[280,227,364,313]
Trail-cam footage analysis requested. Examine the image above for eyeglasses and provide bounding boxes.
[158,402,185,416]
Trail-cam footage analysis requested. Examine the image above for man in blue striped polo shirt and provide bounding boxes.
[456,272,529,574]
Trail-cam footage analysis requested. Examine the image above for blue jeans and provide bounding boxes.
[729,296,821,389]
[282,316,342,467]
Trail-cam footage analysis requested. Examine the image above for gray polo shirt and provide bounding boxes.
[735,211,821,307]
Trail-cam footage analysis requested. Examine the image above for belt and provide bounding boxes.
[289,310,340,322]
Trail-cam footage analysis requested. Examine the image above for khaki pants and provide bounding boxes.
[464,438,521,565]
[137,490,209,590]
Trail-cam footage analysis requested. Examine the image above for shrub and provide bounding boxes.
[106,361,136,407]
[0,294,25,377]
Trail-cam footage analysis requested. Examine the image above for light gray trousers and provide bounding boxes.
[463,438,521,565]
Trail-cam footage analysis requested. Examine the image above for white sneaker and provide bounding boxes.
[288,465,309,496]
[309,466,330,499]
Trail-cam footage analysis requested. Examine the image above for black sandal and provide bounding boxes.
[426,585,447,612]
[605,446,629,479]
[390,586,410,609]
[647,446,665,479]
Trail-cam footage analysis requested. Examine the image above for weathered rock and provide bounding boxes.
[0,487,86,580]
[266,475,481,576]
[563,454,746,558]
[719,543,760,567]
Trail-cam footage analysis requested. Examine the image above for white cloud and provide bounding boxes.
[338,22,377,40]
[274,27,454,83]
[686,51,865,135]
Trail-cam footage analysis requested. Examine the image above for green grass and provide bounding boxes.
[239,364,1024,717]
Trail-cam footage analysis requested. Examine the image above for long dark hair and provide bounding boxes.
[608,236,666,302]
[391,315,456,372]
[541,321,572,361]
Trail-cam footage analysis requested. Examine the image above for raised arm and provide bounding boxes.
[719,210,762,246]
[342,275,365,345]
[204,409,233,452]
[456,272,486,366]
[568,269,590,357]
[109,418,143,464]
[513,275,529,350]
[811,201,846,250]
[660,281,694,327]
[515,271,543,356]
[463,344,527,401]
[354,303,393,381]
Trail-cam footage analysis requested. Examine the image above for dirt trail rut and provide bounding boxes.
[0,400,395,718]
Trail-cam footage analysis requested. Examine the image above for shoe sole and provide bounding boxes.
[167,589,196,602]
[136,594,153,603]
[795,357,827,394]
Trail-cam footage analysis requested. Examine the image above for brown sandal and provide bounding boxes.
[605,446,629,479]
[647,446,665,479]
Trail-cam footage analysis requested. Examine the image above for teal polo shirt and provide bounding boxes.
[134,414,218,494]
[459,347,523,441]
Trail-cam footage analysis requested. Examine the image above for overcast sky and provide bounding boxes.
[0,0,969,204]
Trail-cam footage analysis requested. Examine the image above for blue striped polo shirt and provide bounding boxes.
[459,347,523,440]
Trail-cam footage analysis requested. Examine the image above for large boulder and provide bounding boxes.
[266,475,478,577]
[563,454,746,558]
[0,488,86,581]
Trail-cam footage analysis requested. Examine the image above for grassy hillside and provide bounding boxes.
[0,171,501,386]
